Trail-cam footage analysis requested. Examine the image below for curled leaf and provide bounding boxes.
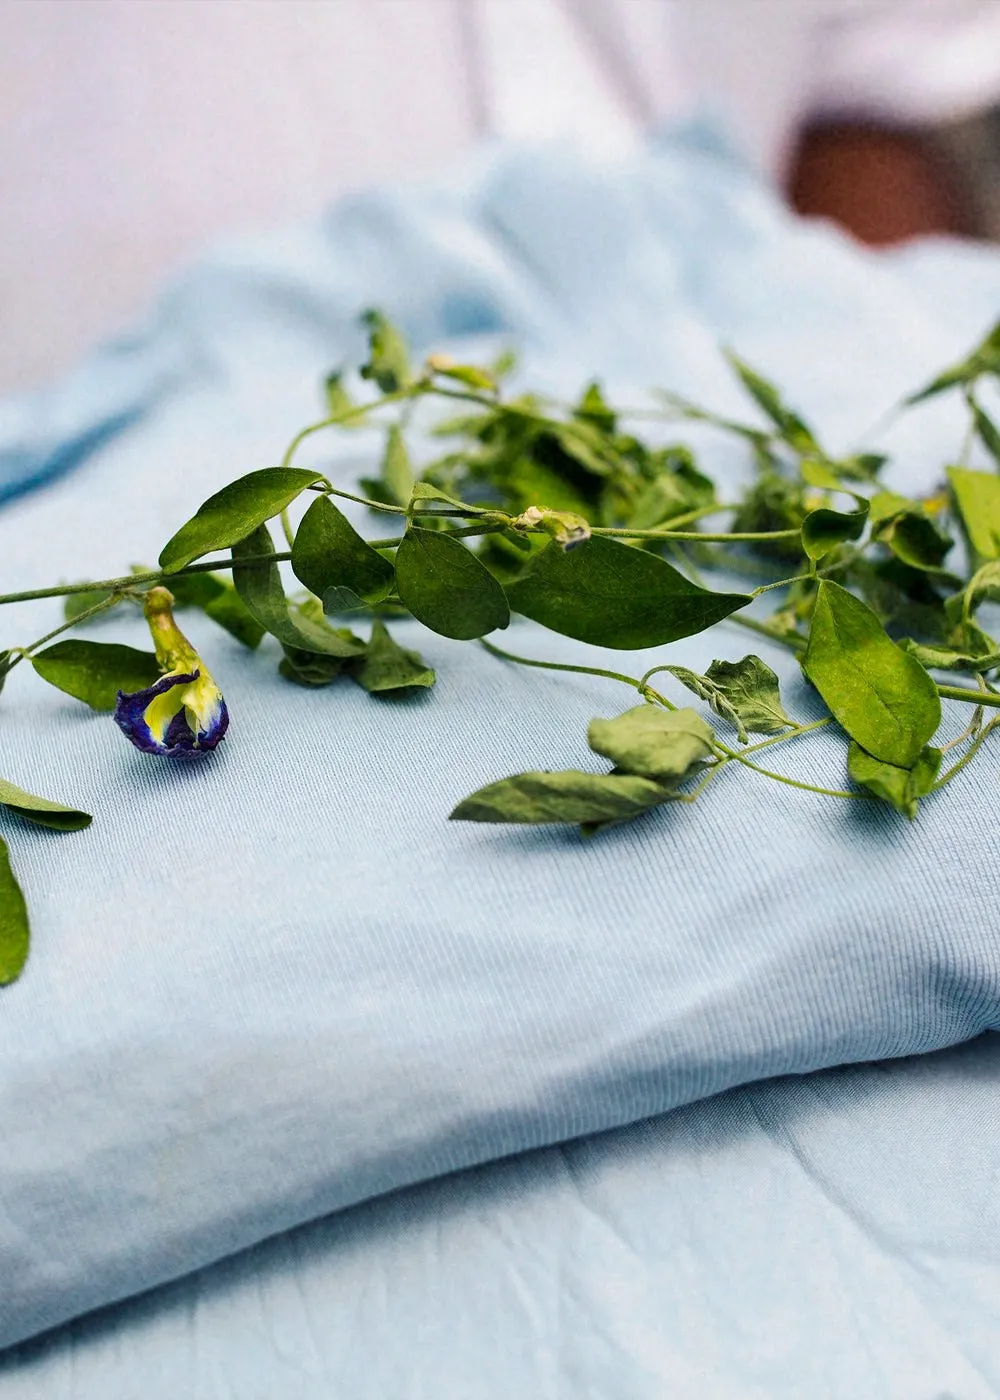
[848,742,941,820]
[586,706,714,780]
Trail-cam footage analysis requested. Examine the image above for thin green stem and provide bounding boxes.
[592,526,802,543]
[0,516,511,608]
[279,507,296,549]
[0,553,292,606]
[279,387,416,472]
[667,759,729,803]
[478,638,656,698]
[724,754,864,800]
[933,716,1000,790]
[740,717,831,756]
[326,486,407,516]
[751,572,811,598]
[6,593,127,672]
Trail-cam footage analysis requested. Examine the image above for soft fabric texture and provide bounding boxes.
[1,136,1000,1352]
[5,1032,1000,1398]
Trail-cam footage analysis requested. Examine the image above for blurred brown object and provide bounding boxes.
[787,121,973,246]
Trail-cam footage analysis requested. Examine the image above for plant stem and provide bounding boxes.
[722,755,864,799]
[478,638,659,698]
[936,683,1000,710]
[592,526,802,543]
[0,518,512,609]
[933,716,1000,789]
[279,388,415,472]
[6,593,127,673]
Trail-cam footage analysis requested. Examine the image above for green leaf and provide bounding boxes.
[961,560,1000,616]
[972,399,1000,467]
[574,381,617,434]
[232,524,368,657]
[278,646,348,687]
[0,777,92,831]
[350,619,435,694]
[0,838,29,986]
[324,370,355,420]
[834,452,887,483]
[427,355,496,392]
[394,527,510,639]
[409,480,494,515]
[202,585,267,649]
[507,535,750,650]
[291,495,395,611]
[0,650,15,698]
[724,350,820,454]
[450,769,670,827]
[63,588,114,623]
[906,319,1000,403]
[947,466,1000,561]
[847,742,942,820]
[801,502,868,561]
[668,655,792,742]
[899,638,1000,673]
[587,706,714,780]
[382,427,415,508]
[159,467,325,572]
[627,456,716,530]
[801,580,941,767]
[32,640,161,711]
[359,309,411,394]
[548,421,613,477]
[799,459,847,493]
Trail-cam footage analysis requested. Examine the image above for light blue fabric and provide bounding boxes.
[4,1032,1000,1398]
[2,135,1000,1357]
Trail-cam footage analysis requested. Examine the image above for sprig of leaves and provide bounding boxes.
[4,311,1000,981]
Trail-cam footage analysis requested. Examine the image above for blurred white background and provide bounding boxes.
[3,0,1000,396]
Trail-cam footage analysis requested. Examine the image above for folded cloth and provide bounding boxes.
[1,134,1000,1350]
[5,1032,1000,1398]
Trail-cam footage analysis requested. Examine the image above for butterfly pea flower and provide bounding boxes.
[114,586,229,757]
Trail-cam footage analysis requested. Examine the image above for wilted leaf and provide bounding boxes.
[586,706,714,780]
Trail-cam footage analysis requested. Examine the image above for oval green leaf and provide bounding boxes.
[802,580,941,767]
[32,640,161,711]
[507,535,750,650]
[0,777,92,832]
[291,495,394,609]
[159,467,325,572]
[946,466,1000,562]
[801,502,868,561]
[847,741,941,820]
[0,838,28,986]
[350,620,435,694]
[450,770,669,826]
[394,528,510,640]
